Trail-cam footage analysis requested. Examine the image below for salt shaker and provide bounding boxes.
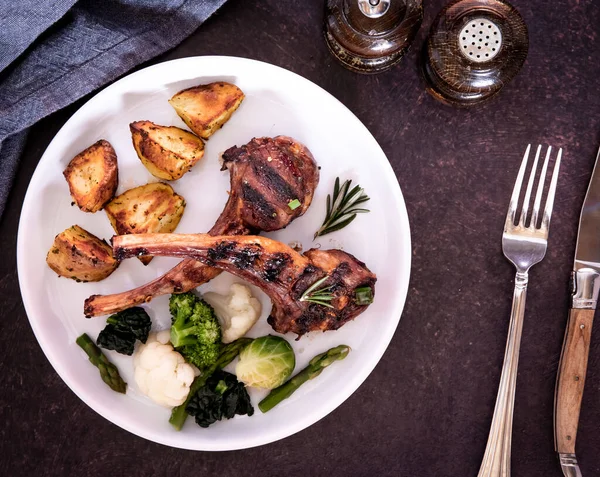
[422,0,528,106]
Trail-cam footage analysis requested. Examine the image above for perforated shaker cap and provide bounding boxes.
[459,18,503,63]
[423,0,528,106]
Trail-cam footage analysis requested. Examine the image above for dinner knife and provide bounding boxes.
[554,146,600,477]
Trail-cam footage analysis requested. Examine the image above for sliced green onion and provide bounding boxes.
[354,287,373,305]
[215,380,228,394]
[288,199,301,210]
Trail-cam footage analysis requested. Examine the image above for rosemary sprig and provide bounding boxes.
[299,276,335,308]
[314,177,370,239]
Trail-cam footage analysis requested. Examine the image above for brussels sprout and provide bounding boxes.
[235,335,295,389]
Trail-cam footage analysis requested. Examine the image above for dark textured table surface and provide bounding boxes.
[2,1,600,476]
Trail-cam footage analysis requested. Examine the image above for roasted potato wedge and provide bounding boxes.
[168,82,245,140]
[63,140,118,212]
[130,120,205,180]
[104,183,186,265]
[46,225,119,282]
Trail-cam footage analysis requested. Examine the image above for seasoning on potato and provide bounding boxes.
[168,82,245,140]
[104,182,186,265]
[46,225,119,282]
[130,121,205,181]
[63,140,118,213]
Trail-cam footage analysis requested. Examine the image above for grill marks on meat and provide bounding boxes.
[250,160,297,204]
[263,253,291,282]
[84,136,319,317]
[240,183,277,224]
[113,234,376,337]
[215,136,316,233]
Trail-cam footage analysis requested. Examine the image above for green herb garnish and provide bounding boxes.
[314,177,370,239]
[299,276,335,308]
[354,287,373,305]
[288,199,301,210]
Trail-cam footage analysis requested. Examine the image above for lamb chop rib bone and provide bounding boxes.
[84,136,319,317]
[113,233,376,337]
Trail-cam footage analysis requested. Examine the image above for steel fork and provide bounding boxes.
[477,145,562,477]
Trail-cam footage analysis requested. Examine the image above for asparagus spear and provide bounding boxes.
[76,333,126,394]
[169,337,253,431]
[259,344,350,413]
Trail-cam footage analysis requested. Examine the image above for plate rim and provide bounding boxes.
[17,55,412,451]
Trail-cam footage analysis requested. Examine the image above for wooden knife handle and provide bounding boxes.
[555,308,595,453]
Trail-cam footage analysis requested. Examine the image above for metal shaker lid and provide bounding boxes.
[423,0,528,106]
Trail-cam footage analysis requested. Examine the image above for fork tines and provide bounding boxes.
[505,144,562,234]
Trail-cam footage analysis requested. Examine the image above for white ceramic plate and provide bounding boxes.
[17,56,411,451]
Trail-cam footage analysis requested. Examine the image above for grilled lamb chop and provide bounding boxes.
[84,136,319,317]
[113,234,376,337]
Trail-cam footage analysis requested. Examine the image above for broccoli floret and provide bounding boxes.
[171,300,220,346]
[169,292,222,370]
[181,341,221,370]
[169,293,196,323]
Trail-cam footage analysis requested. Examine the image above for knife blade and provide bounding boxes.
[554,146,600,477]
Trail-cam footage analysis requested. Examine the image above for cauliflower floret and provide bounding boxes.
[156,329,171,344]
[203,283,261,343]
[133,332,196,407]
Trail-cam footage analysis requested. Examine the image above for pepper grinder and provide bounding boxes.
[324,0,423,74]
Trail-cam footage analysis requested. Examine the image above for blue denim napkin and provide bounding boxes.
[0,0,227,219]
